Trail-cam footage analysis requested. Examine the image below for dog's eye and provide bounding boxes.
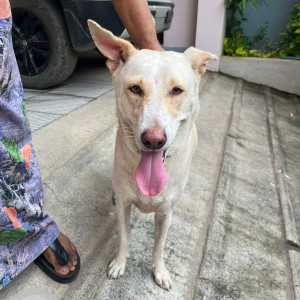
[171,87,183,95]
[129,85,142,94]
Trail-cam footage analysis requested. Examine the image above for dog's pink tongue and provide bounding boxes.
[135,151,166,196]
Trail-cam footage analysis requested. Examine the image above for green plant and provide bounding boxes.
[225,0,267,14]
[224,0,268,56]
[223,21,278,57]
[225,0,267,37]
[223,1,300,58]
[223,24,271,57]
[248,22,268,48]
[223,38,275,58]
[223,36,248,56]
[277,3,300,57]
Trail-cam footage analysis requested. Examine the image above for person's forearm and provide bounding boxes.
[111,0,164,51]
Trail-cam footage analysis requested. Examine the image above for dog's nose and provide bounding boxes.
[142,127,167,150]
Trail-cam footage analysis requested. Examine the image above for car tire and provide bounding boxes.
[11,0,78,89]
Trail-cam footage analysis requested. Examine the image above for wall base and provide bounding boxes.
[220,56,300,95]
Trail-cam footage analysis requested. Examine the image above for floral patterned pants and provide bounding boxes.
[0,15,59,289]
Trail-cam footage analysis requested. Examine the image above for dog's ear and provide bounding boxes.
[184,47,217,79]
[88,19,137,72]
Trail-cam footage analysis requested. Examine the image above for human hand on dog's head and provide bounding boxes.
[88,19,217,76]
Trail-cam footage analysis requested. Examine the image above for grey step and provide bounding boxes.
[2,72,236,299]
[32,89,117,179]
[195,80,299,300]
[75,73,239,300]
[2,73,299,300]
[268,89,300,300]
[270,91,300,243]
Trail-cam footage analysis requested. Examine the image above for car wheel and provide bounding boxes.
[11,0,78,89]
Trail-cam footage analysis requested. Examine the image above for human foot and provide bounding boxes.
[42,233,78,276]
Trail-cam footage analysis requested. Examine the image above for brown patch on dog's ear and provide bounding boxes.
[184,47,217,79]
[88,19,137,72]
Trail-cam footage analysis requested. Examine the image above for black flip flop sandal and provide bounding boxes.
[35,238,80,283]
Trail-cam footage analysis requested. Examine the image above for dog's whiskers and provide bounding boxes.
[122,127,134,136]
[122,130,134,136]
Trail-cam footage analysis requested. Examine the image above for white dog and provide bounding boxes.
[88,20,217,291]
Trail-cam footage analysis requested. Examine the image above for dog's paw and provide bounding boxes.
[108,257,127,279]
[152,264,172,291]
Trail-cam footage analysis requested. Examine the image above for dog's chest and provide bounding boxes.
[133,194,168,213]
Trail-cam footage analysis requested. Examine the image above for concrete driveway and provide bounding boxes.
[1,52,300,300]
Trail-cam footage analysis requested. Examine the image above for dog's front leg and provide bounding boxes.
[152,210,173,290]
[108,202,131,279]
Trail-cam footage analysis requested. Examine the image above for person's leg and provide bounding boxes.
[0,0,78,289]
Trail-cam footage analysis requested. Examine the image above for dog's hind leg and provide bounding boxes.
[152,210,173,290]
[108,202,131,279]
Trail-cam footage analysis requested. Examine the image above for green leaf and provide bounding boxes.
[249,0,258,11]
[236,47,248,56]
[279,32,288,38]
[241,0,247,13]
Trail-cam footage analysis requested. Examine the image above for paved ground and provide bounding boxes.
[1,52,300,300]
[24,52,113,132]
